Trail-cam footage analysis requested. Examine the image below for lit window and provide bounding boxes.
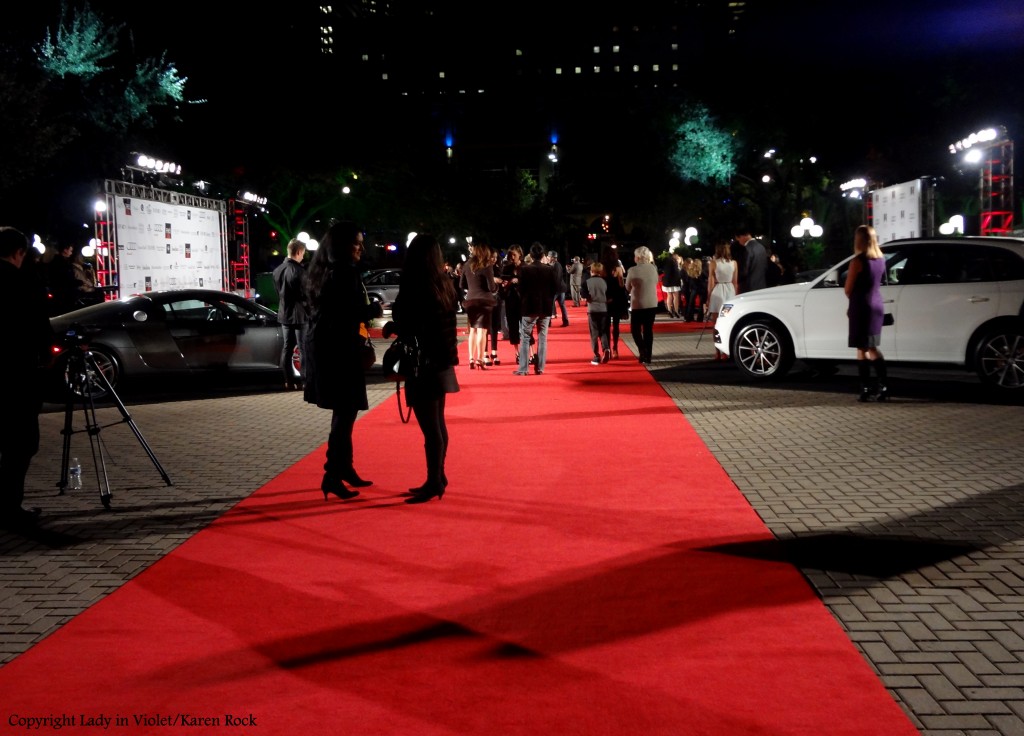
[613,45,620,53]
[593,66,600,73]
[555,67,562,75]
[652,64,659,72]
[439,71,445,78]
[361,54,369,62]
[671,43,678,51]
[632,65,640,72]
[593,46,600,54]
[672,63,679,71]
[614,65,620,72]
[516,49,523,56]
[575,66,582,74]
[382,73,388,80]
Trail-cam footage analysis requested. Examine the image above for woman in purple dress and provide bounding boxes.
[845,225,888,401]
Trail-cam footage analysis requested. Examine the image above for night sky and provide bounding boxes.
[8,1,1024,197]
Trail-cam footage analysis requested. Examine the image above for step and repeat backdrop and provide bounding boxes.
[103,180,228,297]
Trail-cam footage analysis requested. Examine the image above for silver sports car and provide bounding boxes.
[49,289,296,399]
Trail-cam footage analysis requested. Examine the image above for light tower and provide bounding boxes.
[949,126,1015,236]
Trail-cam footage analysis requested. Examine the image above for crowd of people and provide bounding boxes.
[1,219,877,531]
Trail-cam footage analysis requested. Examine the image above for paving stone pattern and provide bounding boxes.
[2,323,1024,736]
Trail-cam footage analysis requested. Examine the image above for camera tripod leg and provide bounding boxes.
[85,352,173,489]
[57,391,76,494]
[56,347,172,509]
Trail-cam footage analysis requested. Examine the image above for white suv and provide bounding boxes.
[713,236,1024,393]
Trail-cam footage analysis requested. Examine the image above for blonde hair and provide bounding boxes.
[633,246,654,264]
[854,225,883,259]
[590,261,605,276]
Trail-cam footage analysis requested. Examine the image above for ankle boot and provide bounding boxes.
[873,357,889,401]
[857,360,874,402]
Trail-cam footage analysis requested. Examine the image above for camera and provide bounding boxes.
[59,323,100,350]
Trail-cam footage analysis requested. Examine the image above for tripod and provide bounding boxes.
[57,344,172,509]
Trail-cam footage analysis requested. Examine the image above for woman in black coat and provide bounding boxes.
[303,221,382,501]
[391,233,460,504]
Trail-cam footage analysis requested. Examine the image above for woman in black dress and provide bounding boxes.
[303,221,383,501]
[460,242,499,369]
[392,234,461,503]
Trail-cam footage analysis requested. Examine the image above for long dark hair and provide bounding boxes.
[306,221,361,308]
[600,246,622,280]
[403,233,456,311]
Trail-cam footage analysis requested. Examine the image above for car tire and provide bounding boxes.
[63,347,120,401]
[731,319,794,380]
[974,323,1024,390]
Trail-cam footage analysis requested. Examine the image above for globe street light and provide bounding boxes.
[791,216,823,239]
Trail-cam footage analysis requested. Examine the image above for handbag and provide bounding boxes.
[382,336,420,381]
[360,337,376,371]
[381,336,420,423]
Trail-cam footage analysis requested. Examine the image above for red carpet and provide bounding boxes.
[0,307,919,735]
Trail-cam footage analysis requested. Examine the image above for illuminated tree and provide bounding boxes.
[668,102,736,187]
[0,2,189,234]
[35,2,187,132]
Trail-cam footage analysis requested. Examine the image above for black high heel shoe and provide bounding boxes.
[341,472,372,488]
[875,385,889,402]
[405,485,445,504]
[321,479,359,501]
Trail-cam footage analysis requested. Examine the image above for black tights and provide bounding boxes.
[325,407,358,480]
[412,395,449,489]
[610,314,622,350]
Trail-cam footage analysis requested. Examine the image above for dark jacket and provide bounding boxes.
[272,258,309,325]
[46,254,82,316]
[1,259,54,410]
[303,261,381,411]
[744,238,768,292]
[392,286,459,404]
[518,261,561,317]
[662,257,683,288]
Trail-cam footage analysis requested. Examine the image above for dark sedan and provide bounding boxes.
[49,289,294,399]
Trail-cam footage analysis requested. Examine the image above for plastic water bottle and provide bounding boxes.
[69,457,83,490]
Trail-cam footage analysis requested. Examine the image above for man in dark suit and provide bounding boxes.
[0,227,55,531]
[513,243,562,375]
[735,228,768,292]
[273,238,309,389]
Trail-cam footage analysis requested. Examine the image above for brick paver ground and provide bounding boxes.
[2,311,1023,736]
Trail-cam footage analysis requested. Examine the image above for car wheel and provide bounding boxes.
[974,324,1024,390]
[731,320,794,380]
[63,348,120,400]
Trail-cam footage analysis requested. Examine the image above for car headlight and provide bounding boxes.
[720,304,733,315]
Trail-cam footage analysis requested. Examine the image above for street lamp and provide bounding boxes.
[791,216,823,239]
[939,215,965,235]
